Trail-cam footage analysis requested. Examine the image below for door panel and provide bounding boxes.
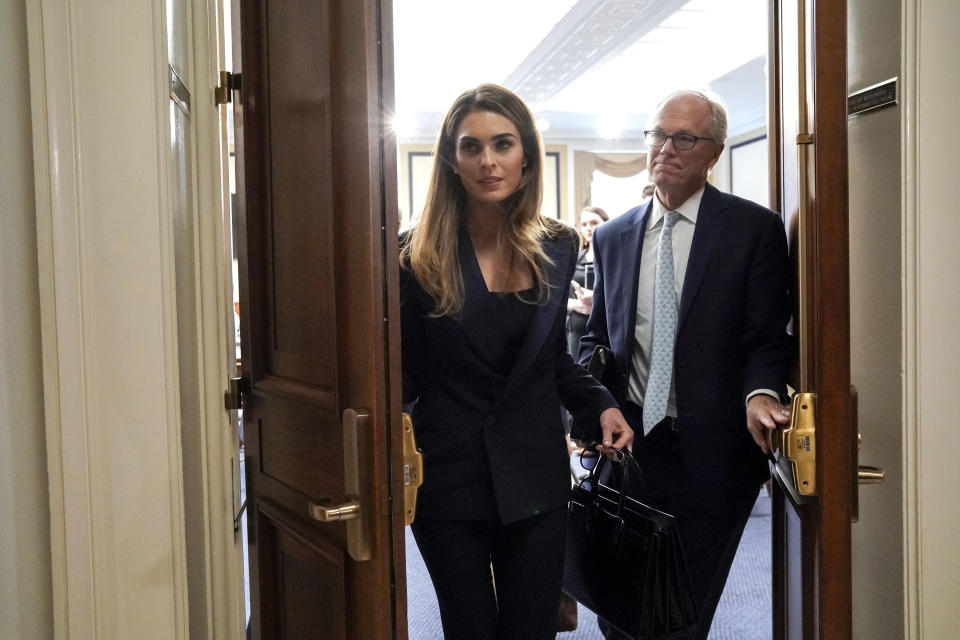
[257,502,347,640]
[263,0,336,387]
[235,1,404,638]
[769,0,852,638]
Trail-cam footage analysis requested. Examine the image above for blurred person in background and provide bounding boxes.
[566,205,609,356]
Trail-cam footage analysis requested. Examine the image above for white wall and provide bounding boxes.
[0,0,54,637]
[847,1,904,638]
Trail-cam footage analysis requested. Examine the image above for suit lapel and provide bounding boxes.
[678,184,729,331]
[500,231,573,400]
[456,226,495,351]
[615,203,651,360]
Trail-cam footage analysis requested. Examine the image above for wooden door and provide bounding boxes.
[234,1,406,638]
[768,0,853,638]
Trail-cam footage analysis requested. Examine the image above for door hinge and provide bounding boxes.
[233,498,247,533]
[215,71,241,105]
[224,376,245,411]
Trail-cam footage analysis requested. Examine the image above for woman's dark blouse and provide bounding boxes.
[479,289,538,377]
[399,226,618,524]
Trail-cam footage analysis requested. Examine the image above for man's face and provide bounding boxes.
[646,96,723,204]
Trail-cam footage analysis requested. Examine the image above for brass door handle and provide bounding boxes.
[852,393,885,522]
[857,465,885,484]
[309,499,360,522]
[855,430,885,484]
[306,409,371,561]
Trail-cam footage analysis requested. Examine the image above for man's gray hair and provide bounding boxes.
[652,90,728,144]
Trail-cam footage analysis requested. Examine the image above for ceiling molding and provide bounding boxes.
[503,0,689,103]
[709,56,767,137]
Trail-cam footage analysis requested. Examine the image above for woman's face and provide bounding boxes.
[578,210,605,245]
[453,110,525,208]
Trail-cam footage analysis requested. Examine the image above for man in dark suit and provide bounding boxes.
[580,90,794,640]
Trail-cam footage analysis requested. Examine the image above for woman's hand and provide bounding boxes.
[598,407,633,455]
[568,284,593,315]
[575,287,594,316]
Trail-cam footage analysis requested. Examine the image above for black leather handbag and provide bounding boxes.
[569,345,617,444]
[563,448,699,639]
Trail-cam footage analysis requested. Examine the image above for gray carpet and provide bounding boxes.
[406,492,772,640]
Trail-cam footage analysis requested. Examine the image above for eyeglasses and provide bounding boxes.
[644,130,716,151]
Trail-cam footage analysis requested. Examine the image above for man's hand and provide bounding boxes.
[746,394,791,454]
[598,407,634,455]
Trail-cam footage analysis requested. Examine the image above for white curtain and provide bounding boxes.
[574,151,647,213]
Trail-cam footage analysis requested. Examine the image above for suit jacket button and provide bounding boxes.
[486,415,496,426]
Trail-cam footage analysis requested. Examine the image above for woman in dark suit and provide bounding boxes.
[400,84,633,640]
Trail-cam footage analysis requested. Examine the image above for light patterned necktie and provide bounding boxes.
[643,211,680,435]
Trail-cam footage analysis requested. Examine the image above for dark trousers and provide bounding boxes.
[599,403,760,640]
[411,507,567,640]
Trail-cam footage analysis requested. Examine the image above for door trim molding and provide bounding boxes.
[900,2,920,637]
[189,0,248,635]
[25,1,189,637]
[900,1,960,638]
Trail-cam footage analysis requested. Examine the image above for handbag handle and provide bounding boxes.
[581,448,653,548]
[584,447,653,505]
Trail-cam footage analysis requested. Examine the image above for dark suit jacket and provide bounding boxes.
[401,225,617,524]
[580,183,794,497]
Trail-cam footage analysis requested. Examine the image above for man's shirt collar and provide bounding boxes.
[648,185,705,229]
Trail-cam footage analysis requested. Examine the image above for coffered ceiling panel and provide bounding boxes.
[392,0,768,143]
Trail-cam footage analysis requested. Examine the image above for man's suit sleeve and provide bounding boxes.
[741,211,794,401]
[578,225,611,366]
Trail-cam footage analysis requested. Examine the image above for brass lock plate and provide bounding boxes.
[784,392,817,495]
[402,413,423,526]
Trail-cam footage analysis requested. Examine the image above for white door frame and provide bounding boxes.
[901,1,960,637]
[26,0,242,637]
